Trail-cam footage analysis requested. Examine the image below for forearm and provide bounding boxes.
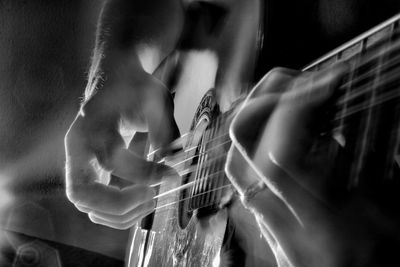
[84,0,137,103]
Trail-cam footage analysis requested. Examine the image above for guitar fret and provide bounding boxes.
[333,64,354,147]
[386,21,400,180]
[190,127,208,210]
[306,15,400,189]
[352,45,387,186]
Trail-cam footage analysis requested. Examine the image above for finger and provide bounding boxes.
[248,65,347,200]
[65,111,122,185]
[65,115,96,179]
[66,182,155,216]
[281,63,348,108]
[250,67,300,98]
[230,68,297,155]
[140,74,180,155]
[67,115,171,186]
[88,213,141,230]
[225,144,262,196]
[265,63,348,168]
[88,200,155,224]
[226,68,299,196]
[110,148,175,183]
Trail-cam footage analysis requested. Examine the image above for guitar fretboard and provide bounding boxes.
[304,14,400,72]
[177,13,400,211]
[305,13,400,189]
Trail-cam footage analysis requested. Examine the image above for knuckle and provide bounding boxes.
[65,181,90,205]
[268,67,288,77]
[254,67,298,96]
[267,67,296,81]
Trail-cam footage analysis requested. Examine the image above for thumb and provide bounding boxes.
[142,75,180,155]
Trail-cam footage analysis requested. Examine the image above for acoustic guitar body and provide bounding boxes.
[125,0,269,265]
[128,86,227,267]
[127,11,400,266]
[126,48,274,267]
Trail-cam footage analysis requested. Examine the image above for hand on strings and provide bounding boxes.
[225,65,353,266]
[64,0,182,230]
[65,71,179,230]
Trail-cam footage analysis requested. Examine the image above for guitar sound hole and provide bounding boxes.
[178,172,194,229]
[178,137,220,229]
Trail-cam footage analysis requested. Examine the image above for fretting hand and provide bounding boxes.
[225,65,359,267]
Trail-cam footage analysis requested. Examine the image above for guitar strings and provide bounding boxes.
[153,170,225,200]
[144,35,400,206]
[329,37,400,124]
[151,84,400,201]
[152,37,400,168]
[154,184,233,211]
[151,88,400,212]
[152,75,399,194]
[332,69,400,122]
[154,65,400,179]
[154,69,400,201]
[152,87,400,211]
[165,69,399,177]
[336,51,400,105]
[155,152,228,188]
[169,138,231,169]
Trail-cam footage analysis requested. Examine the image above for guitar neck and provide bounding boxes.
[303,13,400,72]
[303,13,400,189]
[161,13,400,210]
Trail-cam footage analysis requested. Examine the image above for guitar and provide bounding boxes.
[126,12,400,267]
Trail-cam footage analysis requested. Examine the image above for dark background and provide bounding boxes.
[0,0,128,264]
